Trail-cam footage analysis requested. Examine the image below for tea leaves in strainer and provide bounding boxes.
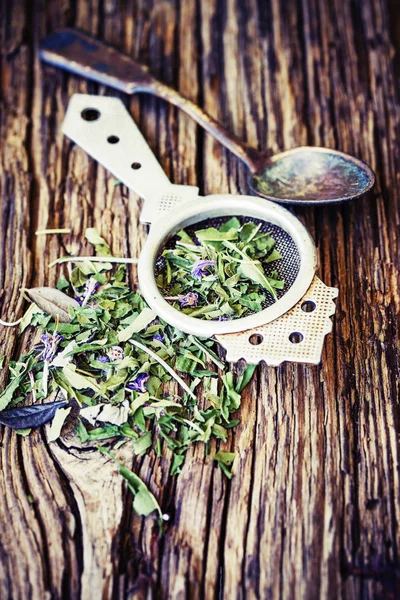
[154,215,300,321]
[62,94,338,365]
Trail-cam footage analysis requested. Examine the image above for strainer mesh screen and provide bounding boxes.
[155,216,301,319]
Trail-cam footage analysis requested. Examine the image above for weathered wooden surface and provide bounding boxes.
[0,0,399,598]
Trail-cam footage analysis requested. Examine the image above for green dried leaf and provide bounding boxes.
[19,303,44,333]
[62,365,102,395]
[117,308,156,342]
[214,451,236,479]
[101,450,162,518]
[195,227,238,242]
[85,228,112,256]
[236,365,257,393]
[239,261,277,298]
[0,359,34,411]
[132,431,152,456]
[171,453,185,475]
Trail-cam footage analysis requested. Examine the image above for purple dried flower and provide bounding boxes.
[97,355,110,363]
[191,259,215,279]
[40,332,64,362]
[180,292,198,308]
[127,373,150,393]
[153,333,165,343]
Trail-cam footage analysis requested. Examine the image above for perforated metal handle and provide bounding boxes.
[216,276,338,365]
[62,94,199,223]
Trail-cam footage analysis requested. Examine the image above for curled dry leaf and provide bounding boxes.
[25,287,79,323]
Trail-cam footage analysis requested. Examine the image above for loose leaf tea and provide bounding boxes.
[0,228,256,526]
[156,217,284,320]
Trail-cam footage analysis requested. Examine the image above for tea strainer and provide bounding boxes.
[62,94,338,365]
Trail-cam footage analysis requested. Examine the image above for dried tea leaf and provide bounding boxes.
[236,364,257,393]
[120,464,162,517]
[62,365,102,395]
[85,228,112,256]
[0,400,68,429]
[25,288,79,323]
[99,448,162,518]
[239,261,277,298]
[132,431,152,456]
[0,359,34,411]
[117,308,156,342]
[214,451,236,479]
[50,341,78,367]
[80,404,104,426]
[97,400,129,426]
[19,303,44,333]
[47,406,72,442]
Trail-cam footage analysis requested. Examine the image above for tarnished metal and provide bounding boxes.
[40,28,375,206]
[250,147,375,205]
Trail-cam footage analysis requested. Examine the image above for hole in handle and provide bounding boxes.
[249,333,264,346]
[301,300,316,313]
[131,162,142,170]
[107,135,120,144]
[81,108,101,121]
[289,332,304,344]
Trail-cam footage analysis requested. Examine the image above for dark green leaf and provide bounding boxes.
[0,400,68,429]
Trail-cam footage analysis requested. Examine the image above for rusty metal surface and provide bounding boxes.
[39,28,155,92]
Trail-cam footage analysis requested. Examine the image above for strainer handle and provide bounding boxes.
[62,94,200,223]
[62,94,172,198]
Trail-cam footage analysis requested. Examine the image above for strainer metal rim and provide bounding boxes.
[138,194,318,337]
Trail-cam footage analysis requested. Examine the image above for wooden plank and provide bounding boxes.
[0,0,399,598]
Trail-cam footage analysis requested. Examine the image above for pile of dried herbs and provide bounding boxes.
[0,229,255,526]
[156,217,284,320]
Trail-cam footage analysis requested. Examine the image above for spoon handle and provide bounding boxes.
[39,28,262,173]
[148,79,262,172]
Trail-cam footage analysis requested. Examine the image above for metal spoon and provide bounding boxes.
[39,28,375,205]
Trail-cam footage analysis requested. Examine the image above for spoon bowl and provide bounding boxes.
[250,147,375,204]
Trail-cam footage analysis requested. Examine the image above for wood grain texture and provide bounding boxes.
[0,0,399,598]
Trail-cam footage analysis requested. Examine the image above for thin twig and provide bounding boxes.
[0,317,23,327]
[35,228,72,235]
[129,339,196,400]
[49,256,139,268]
